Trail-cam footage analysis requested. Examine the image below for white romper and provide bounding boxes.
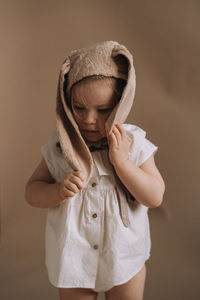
[41,123,158,292]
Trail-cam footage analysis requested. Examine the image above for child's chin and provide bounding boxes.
[85,136,102,142]
[83,133,105,142]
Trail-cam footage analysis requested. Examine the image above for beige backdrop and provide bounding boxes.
[1,0,200,299]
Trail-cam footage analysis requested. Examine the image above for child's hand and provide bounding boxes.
[58,171,86,200]
[108,124,131,167]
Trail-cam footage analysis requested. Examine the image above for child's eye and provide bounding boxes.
[98,108,112,113]
[74,105,84,111]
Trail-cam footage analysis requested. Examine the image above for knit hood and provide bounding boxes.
[56,41,136,184]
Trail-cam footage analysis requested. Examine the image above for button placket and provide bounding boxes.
[88,171,101,252]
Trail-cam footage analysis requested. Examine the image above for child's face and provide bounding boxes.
[71,80,117,142]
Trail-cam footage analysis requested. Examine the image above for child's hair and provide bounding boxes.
[64,75,126,111]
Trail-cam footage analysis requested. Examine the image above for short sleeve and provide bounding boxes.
[41,128,59,179]
[123,124,158,167]
[41,128,73,182]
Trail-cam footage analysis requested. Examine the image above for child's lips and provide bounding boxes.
[82,130,99,135]
[82,129,99,133]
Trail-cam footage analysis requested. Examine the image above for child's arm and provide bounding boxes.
[25,158,85,208]
[108,124,165,208]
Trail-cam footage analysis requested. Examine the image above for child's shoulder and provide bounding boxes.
[122,123,158,167]
[41,128,74,181]
[41,128,62,158]
[122,123,146,138]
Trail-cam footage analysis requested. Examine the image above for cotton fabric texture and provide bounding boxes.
[41,124,158,292]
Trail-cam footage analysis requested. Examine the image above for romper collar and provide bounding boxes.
[91,151,111,176]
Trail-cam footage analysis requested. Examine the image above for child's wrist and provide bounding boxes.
[112,157,130,170]
[56,182,66,202]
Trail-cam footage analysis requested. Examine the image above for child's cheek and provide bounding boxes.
[99,113,112,137]
[73,110,82,124]
[99,119,107,133]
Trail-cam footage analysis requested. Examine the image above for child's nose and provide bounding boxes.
[84,111,97,124]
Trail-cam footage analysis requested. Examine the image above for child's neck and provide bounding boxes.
[83,136,108,152]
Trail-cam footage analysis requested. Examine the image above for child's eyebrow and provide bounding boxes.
[73,102,114,108]
[95,104,114,108]
[73,101,85,106]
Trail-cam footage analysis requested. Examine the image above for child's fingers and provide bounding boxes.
[59,172,86,200]
[109,130,118,146]
[115,123,123,132]
[63,188,76,198]
[73,170,85,181]
[115,124,131,144]
[64,180,80,193]
[112,124,122,143]
[115,123,126,139]
[58,182,76,199]
[71,174,85,189]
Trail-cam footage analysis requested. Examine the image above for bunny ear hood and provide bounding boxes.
[56,41,136,183]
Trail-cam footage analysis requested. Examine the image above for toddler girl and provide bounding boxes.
[25,41,165,300]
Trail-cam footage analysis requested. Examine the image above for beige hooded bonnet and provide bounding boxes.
[56,41,136,227]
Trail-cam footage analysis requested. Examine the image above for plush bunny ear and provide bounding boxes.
[56,57,93,181]
[105,45,136,135]
[55,42,136,184]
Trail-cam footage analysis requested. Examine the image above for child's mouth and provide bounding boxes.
[82,130,99,134]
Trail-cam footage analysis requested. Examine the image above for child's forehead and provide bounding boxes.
[71,79,117,105]
[72,77,116,91]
